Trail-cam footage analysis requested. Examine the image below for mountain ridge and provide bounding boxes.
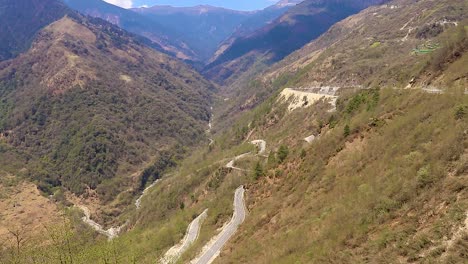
[0,0,214,210]
[0,0,71,61]
[204,0,391,85]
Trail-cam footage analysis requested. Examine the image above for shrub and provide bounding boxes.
[344,125,351,137]
[254,162,264,180]
[416,165,433,187]
[454,105,466,120]
[277,145,289,163]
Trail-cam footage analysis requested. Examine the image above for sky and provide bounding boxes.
[103,0,278,10]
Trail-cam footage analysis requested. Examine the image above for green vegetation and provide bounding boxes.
[253,162,264,180]
[343,124,350,137]
[0,14,213,212]
[1,0,467,263]
[370,41,381,48]
[454,104,467,120]
[412,42,440,54]
[213,87,467,263]
[425,22,468,73]
[277,145,289,163]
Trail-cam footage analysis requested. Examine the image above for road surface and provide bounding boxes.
[225,153,251,170]
[78,206,126,240]
[280,88,338,112]
[250,140,266,155]
[304,134,316,143]
[135,179,160,209]
[191,186,246,264]
[161,209,208,264]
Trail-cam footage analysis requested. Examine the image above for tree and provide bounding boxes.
[267,152,276,167]
[344,124,350,137]
[7,226,27,259]
[254,162,264,180]
[300,149,307,159]
[277,145,289,163]
[455,105,466,120]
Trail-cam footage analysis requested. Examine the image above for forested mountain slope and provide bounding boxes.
[0,0,70,61]
[131,5,253,62]
[65,0,299,62]
[216,0,467,129]
[0,0,466,263]
[204,0,390,85]
[0,0,214,217]
[64,0,197,60]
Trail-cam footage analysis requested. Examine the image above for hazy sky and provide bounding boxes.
[103,0,278,10]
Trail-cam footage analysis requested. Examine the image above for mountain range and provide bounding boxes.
[64,0,301,62]
[0,0,213,203]
[0,0,466,263]
[204,0,391,84]
[0,0,71,61]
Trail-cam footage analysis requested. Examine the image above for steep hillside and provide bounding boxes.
[0,1,214,217]
[210,1,302,65]
[204,0,390,85]
[132,5,253,61]
[265,0,468,89]
[215,0,467,131]
[0,0,70,61]
[212,82,467,264]
[0,0,466,263]
[63,0,196,60]
[66,0,298,62]
[3,50,466,264]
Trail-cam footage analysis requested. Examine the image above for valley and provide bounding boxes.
[0,0,467,263]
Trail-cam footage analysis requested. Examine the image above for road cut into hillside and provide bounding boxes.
[190,186,246,264]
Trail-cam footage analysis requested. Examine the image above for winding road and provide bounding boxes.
[304,134,316,143]
[225,140,267,170]
[250,139,266,155]
[161,209,209,264]
[135,179,160,209]
[78,206,126,240]
[191,186,246,264]
[225,153,251,170]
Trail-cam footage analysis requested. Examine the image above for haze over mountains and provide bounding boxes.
[204,0,391,84]
[0,0,71,61]
[65,0,302,62]
[0,0,467,263]
[0,0,213,203]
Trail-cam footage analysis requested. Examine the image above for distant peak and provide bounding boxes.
[275,0,303,8]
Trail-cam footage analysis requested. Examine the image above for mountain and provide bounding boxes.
[265,0,467,90]
[65,0,298,62]
[0,0,70,61]
[131,5,253,61]
[212,0,303,63]
[1,0,467,263]
[137,0,288,11]
[0,0,214,208]
[204,0,390,85]
[275,0,303,7]
[63,0,197,60]
[215,0,467,129]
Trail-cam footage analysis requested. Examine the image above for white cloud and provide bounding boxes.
[103,0,133,8]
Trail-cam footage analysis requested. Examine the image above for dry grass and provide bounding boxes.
[0,180,62,244]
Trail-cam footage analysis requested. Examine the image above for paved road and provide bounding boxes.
[225,153,251,170]
[78,206,126,240]
[135,179,160,209]
[250,140,266,155]
[191,186,246,264]
[161,209,208,264]
[304,134,316,143]
[225,140,267,170]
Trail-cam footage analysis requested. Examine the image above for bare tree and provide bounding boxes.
[7,226,27,260]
